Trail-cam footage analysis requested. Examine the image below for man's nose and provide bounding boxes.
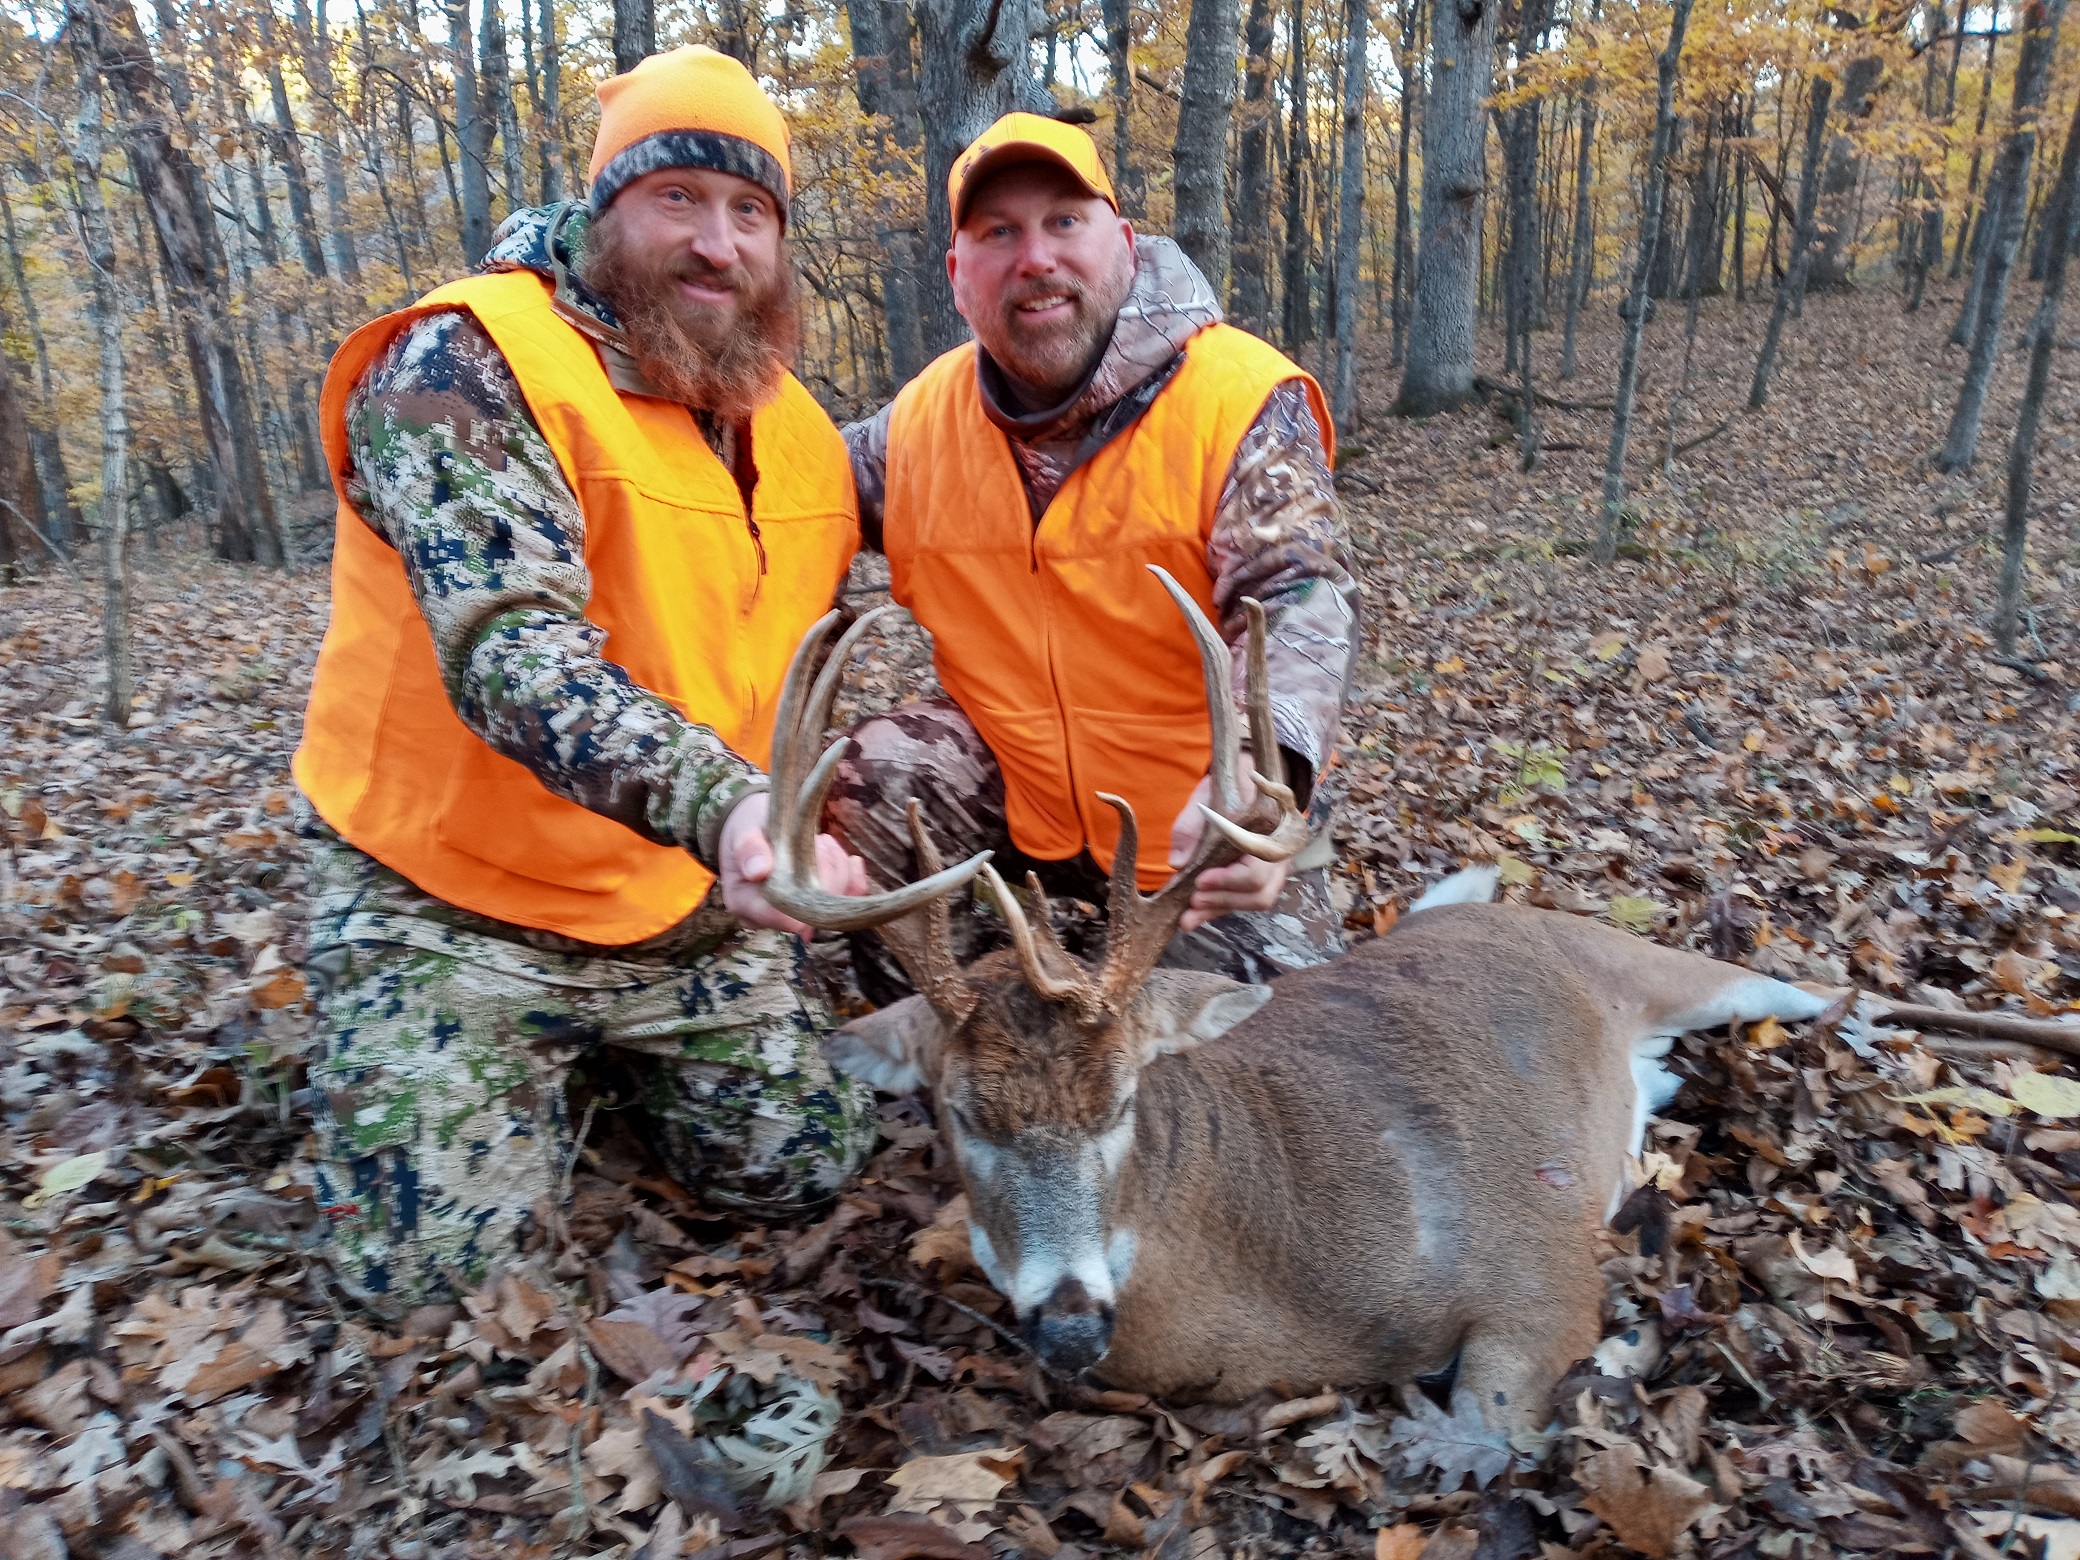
[684,210,740,271]
[1024,1276,1115,1374]
[1011,229,1060,275]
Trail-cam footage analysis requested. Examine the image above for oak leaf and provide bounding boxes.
[1577,1445,1714,1558]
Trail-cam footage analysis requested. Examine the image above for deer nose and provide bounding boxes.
[1025,1277,1115,1374]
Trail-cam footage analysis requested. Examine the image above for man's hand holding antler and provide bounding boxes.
[721,792,869,935]
[1168,758,1290,933]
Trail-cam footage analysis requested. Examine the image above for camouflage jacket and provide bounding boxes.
[844,236,1361,799]
[336,202,773,877]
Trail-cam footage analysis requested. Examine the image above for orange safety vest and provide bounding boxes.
[882,324,1329,890]
[294,269,857,944]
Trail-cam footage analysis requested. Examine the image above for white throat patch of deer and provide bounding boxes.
[762,573,1830,1433]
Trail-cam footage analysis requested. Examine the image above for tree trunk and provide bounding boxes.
[1996,89,2080,656]
[1230,0,1278,330]
[1280,0,1313,352]
[914,0,1058,355]
[1949,25,1999,278]
[613,0,656,73]
[1174,0,1242,293]
[1390,0,1422,366]
[1807,52,1884,288]
[1330,0,1367,431]
[451,0,495,265]
[1500,0,1545,463]
[1103,0,1144,217]
[66,34,133,722]
[1591,0,1693,565]
[1499,0,1545,454]
[1937,0,2064,473]
[537,0,563,201]
[0,348,41,582]
[483,0,525,215]
[1746,76,1831,411]
[1393,0,1498,415]
[70,0,284,568]
[293,0,363,285]
[262,39,330,283]
[847,0,930,386]
[1559,89,1596,379]
[0,171,82,552]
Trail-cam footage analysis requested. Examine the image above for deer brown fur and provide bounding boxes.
[831,891,1828,1428]
[764,576,1831,1435]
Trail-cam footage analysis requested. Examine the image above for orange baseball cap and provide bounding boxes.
[948,113,1118,228]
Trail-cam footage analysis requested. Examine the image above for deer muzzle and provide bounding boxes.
[1024,1275,1116,1374]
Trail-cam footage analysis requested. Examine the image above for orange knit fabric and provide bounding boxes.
[588,46,792,194]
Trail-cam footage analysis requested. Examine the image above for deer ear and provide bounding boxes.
[827,995,943,1093]
[1139,972,1274,1056]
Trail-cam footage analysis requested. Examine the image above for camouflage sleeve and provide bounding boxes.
[1207,379,1362,805]
[841,401,894,553]
[345,309,766,870]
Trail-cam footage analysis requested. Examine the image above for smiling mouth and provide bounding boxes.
[1014,293,1074,315]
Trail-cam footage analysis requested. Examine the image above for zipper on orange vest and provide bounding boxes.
[746,516,767,579]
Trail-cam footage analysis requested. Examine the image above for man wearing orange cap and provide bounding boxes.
[828,115,1360,1000]
[293,47,877,1306]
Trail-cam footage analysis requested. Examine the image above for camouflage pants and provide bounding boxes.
[301,822,875,1307]
[822,699,1344,1005]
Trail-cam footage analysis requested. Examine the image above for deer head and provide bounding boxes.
[762,570,1305,1373]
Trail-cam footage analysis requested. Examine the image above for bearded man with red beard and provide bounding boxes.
[825,116,1362,1006]
[293,48,885,1307]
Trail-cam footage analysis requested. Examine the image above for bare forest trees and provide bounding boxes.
[612,0,656,74]
[0,0,2067,694]
[1937,0,2066,472]
[67,0,286,568]
[1174,0,1242,293]
[1592,0,1693,566]
[1328,0,1367,429]
[1747,76,1832,411]
[1229,0,1279,332]
[914,0,1058,353]
[1995,89,2080,657]
[1394,0,1498,415]
[65,17,133,720]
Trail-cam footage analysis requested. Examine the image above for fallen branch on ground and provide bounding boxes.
[1472,374,1615,412]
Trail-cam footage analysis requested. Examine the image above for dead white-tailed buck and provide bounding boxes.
[761,571,1833,1434]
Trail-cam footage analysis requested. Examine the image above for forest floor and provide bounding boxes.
[0,280,2077,1560]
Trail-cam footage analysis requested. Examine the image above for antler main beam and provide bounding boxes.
[1076,568,1311,1015]
[759,608,993,933]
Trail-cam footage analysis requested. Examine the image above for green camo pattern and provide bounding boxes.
[304,824,875,1306]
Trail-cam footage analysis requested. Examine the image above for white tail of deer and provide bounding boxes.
[761,574,1832,1433]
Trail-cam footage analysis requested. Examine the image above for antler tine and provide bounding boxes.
[979,865,1101,1010]
[1240,597,1284,795]
[872,799,977,1019]
[760,609,994,934]
[1149,566,1248,816]
[1087,572,1312,1011]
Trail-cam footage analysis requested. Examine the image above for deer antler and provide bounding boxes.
[982,568,1309,1020]
[1084,570,1309,1013]
[758,607,993,941]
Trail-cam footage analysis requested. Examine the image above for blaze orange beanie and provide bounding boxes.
[588,46,792,220]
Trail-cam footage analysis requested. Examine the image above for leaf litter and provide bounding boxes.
[0,293,2078,1557]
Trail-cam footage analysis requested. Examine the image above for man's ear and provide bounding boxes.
[1138,971,1273,1057]
[826,995,943,1093]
